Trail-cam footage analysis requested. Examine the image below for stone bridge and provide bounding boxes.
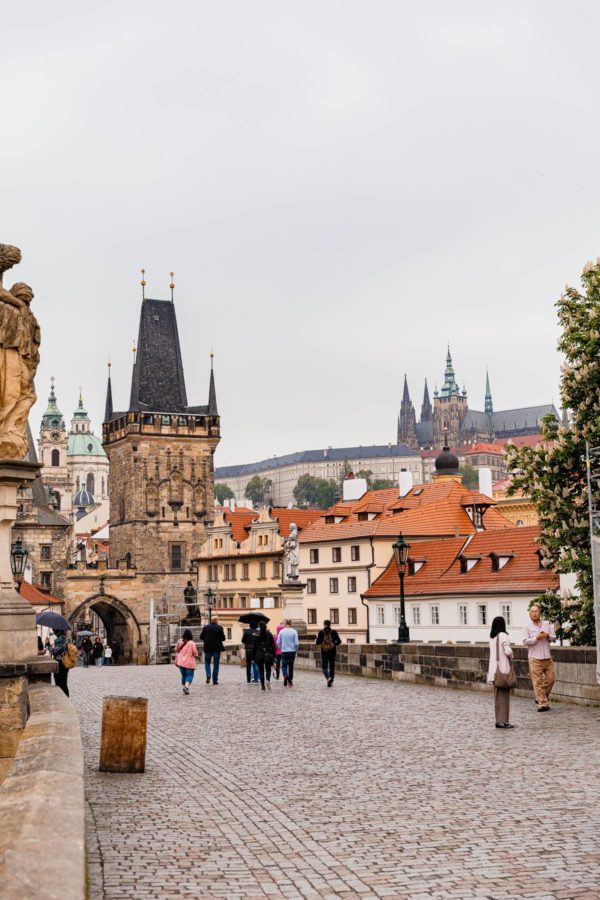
[73,664,600,899]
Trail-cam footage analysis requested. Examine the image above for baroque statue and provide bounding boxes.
[183,580,199,619]
[0,244,41,460]
[282,522,299,582]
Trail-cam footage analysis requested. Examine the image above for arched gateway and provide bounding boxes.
[68,593,143,664]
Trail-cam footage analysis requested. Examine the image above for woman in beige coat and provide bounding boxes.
[487,616,515,729]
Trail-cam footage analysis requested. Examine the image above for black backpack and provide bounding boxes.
[321,631,335,653]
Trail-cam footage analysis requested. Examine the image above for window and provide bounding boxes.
[458,604,468,626]
[226,628,232,640]
[307,608,317,625]
[310,549,319,564]
[516,519,524,527]
[477,604,488,626]
[170,543,184,571]
[393,605,401,625]
[357,512,368,521]
[347,638,356,643]
[351,545,360,561]
[376,605,385,625]
[51,448,60,467]
[347,576,357,593]
[224,564,230,580]
[348,607,357,625]
[430,604,440,625]
[259,561,266,579]
[231,564,237,581]
[411,605,421,626]
[307,578,317,594]
[501,603,512,626]
[272,561,280,579]
[332,547,341,563]
[40,545,52,561]
[86,473,95,495]
[329,608,339,625]
[40,572,52,591]
[242,563,249,580]
[329,577,339,594]
[240,596,247,609]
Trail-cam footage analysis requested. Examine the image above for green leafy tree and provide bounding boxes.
[459,464,479,490]
[371,478,395,490]
[244,475,273,507]
[529,591,584,646]
[356,469,374,488]
[215,483,235,505]
[506,259,600,645]
[293,474,338,509]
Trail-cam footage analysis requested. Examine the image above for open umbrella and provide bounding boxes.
[75,630,94,637]
[35,611,71,631]
[238,612,270,625]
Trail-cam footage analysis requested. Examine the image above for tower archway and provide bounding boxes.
[68,594,143,664]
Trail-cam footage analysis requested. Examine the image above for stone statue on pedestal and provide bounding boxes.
[183,580,199,619]
[282,523,299,582]
[0,244,41,460]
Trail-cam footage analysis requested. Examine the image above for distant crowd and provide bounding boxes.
[40,632,124,697]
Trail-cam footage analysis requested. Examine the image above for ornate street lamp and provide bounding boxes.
[205,586,216,623]
[10,538,28,591]
[392,532,410,643]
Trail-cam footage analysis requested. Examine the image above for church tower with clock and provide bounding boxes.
[38,378,73,513]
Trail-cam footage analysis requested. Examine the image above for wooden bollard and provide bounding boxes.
[99,696,148,773]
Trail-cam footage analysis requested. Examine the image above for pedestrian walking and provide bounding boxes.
[104,643,113,666]
[523,604,556,712]
[81,636,93,668]
[273,621,285,680]
[487,616,516,729]
[254,620,276,691]
[175,628,198,695]
[315,619,342,686]
[276,618,299,687]
[49,630,77,697]
[92,637,104,667]
[242,624,260,684]
[200,616,226,685]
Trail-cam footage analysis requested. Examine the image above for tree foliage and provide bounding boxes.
[529,591,588,647]
[244,475,273,507]
[459,464,479,490]
[293,474,338,509]
[215,483,235,505]
[371,478,395,490]
[506,260,600,645]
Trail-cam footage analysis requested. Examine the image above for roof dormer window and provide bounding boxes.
[357,512,368,521]
[490,552,514,572]
[408,559,425,575]
[460,556,481,573]
[325,515,335,524]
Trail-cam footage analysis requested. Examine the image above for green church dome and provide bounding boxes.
[67,432,106,457]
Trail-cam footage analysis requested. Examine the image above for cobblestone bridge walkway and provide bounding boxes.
[72,665,600,900]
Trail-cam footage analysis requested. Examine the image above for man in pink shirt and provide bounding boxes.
[523,604,556,712]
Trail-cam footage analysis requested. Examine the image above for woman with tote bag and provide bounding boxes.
[487,616,516,729]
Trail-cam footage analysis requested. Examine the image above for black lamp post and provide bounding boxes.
[205,586,216,623]
[11,538,28,591]
[392,532,410,643]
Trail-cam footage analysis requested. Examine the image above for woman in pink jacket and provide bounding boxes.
[487,616,515,729]
[175,629,198,695]
[273,622,285,680]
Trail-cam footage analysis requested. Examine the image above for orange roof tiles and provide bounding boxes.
[20,580,62,606]
[365,526,557,598]
[459,443,505,455]
[494,435,547,449]
[222,507,321,544]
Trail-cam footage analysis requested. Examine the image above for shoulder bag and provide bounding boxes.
[493,635,517,689]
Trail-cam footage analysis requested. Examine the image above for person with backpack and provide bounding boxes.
[253,620,276,691]
[81,636,93,668]
[174,628,198,695]
[241,624,260,684]
[276,619,299,687]
[200,616,226,685]
[49,629,77,697]
[316,619,342,686]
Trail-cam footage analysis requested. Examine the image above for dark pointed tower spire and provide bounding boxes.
[420,378,432,423]
[397,374,417,447]
[104,360,113,422]
[129,296,188,412]
[208,352,218,416]
[402,374,410,404]
[484,369,493,416]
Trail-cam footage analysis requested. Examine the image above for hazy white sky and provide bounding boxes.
[4,1,600,465]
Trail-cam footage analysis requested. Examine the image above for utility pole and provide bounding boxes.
[585,442,600,684]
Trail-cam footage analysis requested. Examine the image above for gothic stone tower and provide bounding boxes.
[103,295,220,573]
[397,375,417,447]
[432,347,468,447]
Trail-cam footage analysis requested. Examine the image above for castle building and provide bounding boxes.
[397,347,558,450]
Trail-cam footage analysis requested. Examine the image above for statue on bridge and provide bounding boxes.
[183,580,200,620]
[282,523,300,582]
[0,244,41,460]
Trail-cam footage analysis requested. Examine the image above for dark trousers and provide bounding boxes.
[321,652,336,681]
[494,687,510,724]
[82,652,90,668]
[54,662,70,697]
[246,657,256,683]
[256,660,273,687]
[281,651,296,682]
[274,656,281,678]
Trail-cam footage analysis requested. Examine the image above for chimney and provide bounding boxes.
[398,469,413,498]
[343,477,368,501]
[478,467,493,498]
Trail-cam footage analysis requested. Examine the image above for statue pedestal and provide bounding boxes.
[280,581,307,634]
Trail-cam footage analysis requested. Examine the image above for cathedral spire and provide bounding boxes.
[484,369,493,416]
[129,296,188,413]
[41,377,64,428]
[208,352,218,416]
[402,374,410,404]
[420,378,432,423]
[440,345,461,397]
[105,360,114,423]
[397,375,417,447]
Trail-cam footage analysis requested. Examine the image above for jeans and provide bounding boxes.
[54,662,69,697]
[245,658,260,682]
[178,665,195,685]
[204,651,221,683]
[281,651,296,682]
[256,660,273,687]
[95,658,102,667]
[321,652,336,681]
[82,652,90,668]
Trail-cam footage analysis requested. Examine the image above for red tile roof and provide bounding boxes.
[222,507,321,543]
[20,580,62,606]
[459,443,505,455]
[494,435,547,449]
[365,526,557,598]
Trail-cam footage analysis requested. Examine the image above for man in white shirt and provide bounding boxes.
[276,619,299,687]
[523,604,556,712]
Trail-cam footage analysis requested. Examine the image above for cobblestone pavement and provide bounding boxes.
[71,665,600,900]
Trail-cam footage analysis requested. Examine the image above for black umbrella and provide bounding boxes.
[238,612,270,625]
[35,611,71,631]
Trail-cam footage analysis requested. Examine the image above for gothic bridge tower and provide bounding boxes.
[103,285,220,574]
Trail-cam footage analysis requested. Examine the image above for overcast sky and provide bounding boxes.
[4,1,600,466]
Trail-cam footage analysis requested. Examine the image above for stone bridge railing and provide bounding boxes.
[217,641,600,707]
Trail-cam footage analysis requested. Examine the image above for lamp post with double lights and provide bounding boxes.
[10,537,28,593]
[392,532,410,643]
[205,586,216,624]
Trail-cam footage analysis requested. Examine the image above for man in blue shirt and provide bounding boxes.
[276,619,299,687]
